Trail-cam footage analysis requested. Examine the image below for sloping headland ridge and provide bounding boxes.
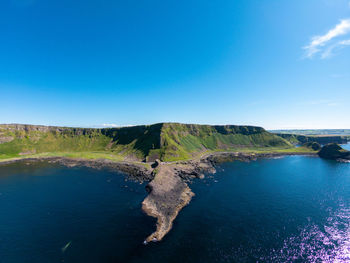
[0,123,295,162]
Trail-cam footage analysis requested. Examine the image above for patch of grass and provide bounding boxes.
[0,151,125,163]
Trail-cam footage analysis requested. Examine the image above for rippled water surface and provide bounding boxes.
[1,154,350,263]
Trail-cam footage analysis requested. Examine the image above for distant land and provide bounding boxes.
[1,123,349,243]
[270,129,350,136]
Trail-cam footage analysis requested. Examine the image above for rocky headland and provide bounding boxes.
[318,143,350,161]
[1,150,317,243]
[142,164,194,243]
[141,158,216,243]
[0,123,323,243]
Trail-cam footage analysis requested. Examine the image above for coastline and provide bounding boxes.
[0,150,318,169]
[0,156,154,182]
[0,151,319,243]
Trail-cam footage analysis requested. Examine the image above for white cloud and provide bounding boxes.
[304,19,350,58]
[102,123,120,127]
[100,123,136,128]
[321,38,350,58]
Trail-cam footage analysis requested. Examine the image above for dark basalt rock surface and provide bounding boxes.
[141,159,215,243]
[142,164,195,243]
[0,157,154,182]
[318,143,350,161]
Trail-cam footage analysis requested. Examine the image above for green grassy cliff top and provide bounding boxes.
[0,123,303,162]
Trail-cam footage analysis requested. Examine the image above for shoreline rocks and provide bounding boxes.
[0,151,320,243]
[0,156,154,182]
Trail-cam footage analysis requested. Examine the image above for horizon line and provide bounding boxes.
[1,122,350,131]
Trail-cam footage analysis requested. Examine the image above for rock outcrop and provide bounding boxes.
[141,159,215,243]
[0,157,154,181]
[142,164,194,243]
[303,142,321,151]
[318,143,350,161]
[0,136,14,144]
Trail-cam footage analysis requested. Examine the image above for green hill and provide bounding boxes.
[154,123,292,161]
[0,123,295,162]
[274,133,349,145]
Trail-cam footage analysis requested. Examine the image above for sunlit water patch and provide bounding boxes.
[263,204,350,262]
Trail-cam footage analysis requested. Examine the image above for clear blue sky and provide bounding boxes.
[1,0,350,129]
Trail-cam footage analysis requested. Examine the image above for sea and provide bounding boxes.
[1,144,350,262]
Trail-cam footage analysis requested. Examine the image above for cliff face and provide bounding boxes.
[303,142,321,151]
[276,133,349,145]
[0,123,292,161]
[153,123,291,161]
[0,124,111,159]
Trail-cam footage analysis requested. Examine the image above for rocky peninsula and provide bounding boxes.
[1,123,341,243]
[318,143,350,161]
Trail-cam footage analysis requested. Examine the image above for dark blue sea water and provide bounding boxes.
[1,153,350,263]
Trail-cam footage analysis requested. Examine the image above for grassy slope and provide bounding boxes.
[0,123,314,163]
[275,133,349,145]
[0,128,110,159]
[270,129,350,136]
[156,123,297,161]
[101,123,162,160]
